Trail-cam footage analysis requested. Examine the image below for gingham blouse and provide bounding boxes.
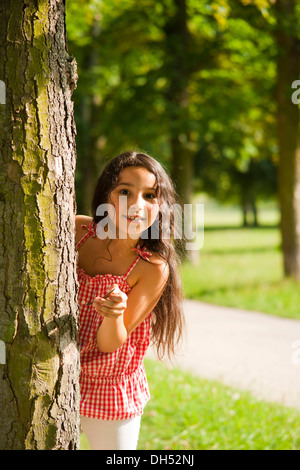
[77,220,152,420]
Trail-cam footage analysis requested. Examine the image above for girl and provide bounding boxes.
[76,151,184,450]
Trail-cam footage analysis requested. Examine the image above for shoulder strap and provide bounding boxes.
[123,244,153,280]
[131,244,152,261]
[123,256,141,280]
[76,220,97,250]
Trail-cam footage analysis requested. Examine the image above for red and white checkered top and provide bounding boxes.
[77,220,152,420]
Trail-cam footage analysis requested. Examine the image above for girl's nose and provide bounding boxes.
[129,194,144,214]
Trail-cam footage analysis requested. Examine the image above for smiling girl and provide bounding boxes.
[75,151,184,450]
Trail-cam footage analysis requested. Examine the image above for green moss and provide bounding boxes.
[37,178,58,242]
[1,322,17,343]
[25,396,58,450]
[29,336,59,399]
[7,1,23,43]
[7,160,22,183]
[22,195,46,328]
[9,330,60,449]
[8,338,32,424]
[5,45,22,99]
[42,284,57,324]
[36,87,51,151]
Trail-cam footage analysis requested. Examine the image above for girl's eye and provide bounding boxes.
[119,189,129,195]
[145,193,156,199]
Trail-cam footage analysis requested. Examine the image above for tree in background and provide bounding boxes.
[163,0,194,205]
[195,148,278,226]
[0,0,80,449]
[67,0,300,280]
[68,0,275,204]
[274,0,300,280]
[193,1,278,225]
[67,0,223,211]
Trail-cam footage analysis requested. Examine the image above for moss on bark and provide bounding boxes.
[0,0,79,450]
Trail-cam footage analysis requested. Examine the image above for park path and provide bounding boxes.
[146,299,300,410]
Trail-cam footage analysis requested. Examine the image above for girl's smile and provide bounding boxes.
[124,215,145,222]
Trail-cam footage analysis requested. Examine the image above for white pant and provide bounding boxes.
[80,415,141,450]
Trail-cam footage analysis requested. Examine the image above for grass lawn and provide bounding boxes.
[181,199,300,320]
[137,359,300,450]
[80,359,300,451]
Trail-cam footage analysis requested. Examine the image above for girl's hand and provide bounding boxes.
[93,284,127,319]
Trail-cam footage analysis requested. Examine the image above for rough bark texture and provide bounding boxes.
[275,0,300,280]
[0,0,80,449]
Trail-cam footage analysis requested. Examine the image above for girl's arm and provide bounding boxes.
[95,286,128,353]
[95,259,169,353]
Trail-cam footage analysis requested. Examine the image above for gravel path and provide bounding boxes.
[147,299,300,410]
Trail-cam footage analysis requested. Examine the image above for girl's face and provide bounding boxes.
[109,166,160,239]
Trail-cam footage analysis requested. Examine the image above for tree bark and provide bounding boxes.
[0,0,80,449]
[275,0,300,280]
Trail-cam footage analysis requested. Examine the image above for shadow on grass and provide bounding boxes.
[199,224,281,255]
[185,277,288,301]
[187,279,272,299]
[203,245,281,255]
[204,224,279,231]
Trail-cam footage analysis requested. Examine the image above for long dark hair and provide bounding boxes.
[91,151,185,360]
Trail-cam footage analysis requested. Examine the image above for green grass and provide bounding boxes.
[137,359,300,450]
[181,201,300,320]
[80,359,300,451]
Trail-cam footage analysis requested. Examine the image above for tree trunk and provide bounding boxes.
[164,0,199,262]
[241,198,258,227]
[251,199,258,227]
[75,19,101,215]
[275,0,300,280]
[164,0,193,206]
[242,203,249,227]
[0,0,80,450]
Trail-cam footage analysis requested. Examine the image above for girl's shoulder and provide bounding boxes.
[146,249,167,267]
[135,247,169,283]
[75,214,93,225]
